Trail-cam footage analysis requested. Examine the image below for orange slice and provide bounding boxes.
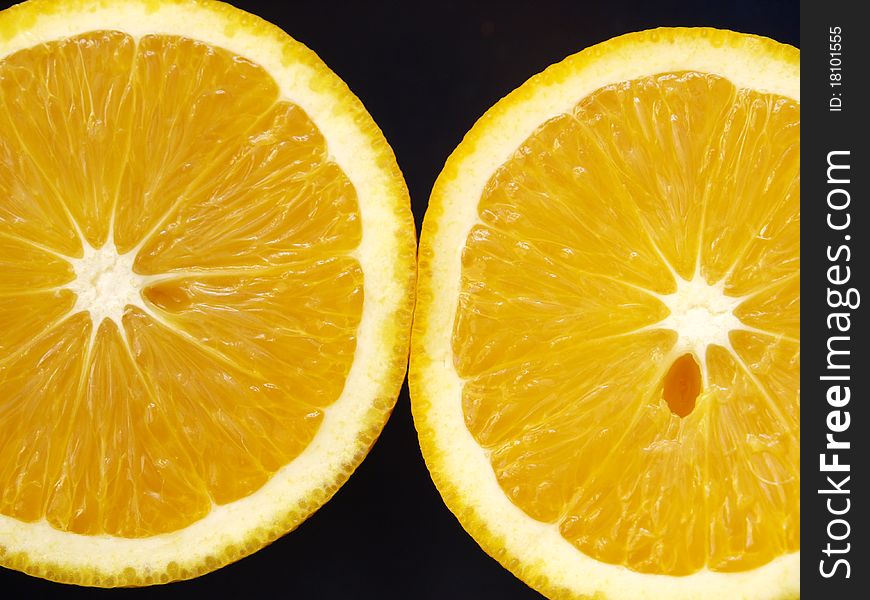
[0,0,415,587]
[411,28,799,599]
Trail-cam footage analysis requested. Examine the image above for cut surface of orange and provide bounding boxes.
[0,0,415,586]
[411,28,798,599]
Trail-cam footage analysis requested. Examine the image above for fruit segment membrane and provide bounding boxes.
[454,72,799,575]
[0,33,362,537]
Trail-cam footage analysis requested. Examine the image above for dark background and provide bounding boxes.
[0,0,799,598]
[802,1,866,599]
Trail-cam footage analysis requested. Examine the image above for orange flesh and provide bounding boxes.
[453,72,799,574]
[0,33,362,537]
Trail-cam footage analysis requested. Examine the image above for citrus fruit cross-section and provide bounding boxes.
[411,28,799,599]
[0,0,415,587]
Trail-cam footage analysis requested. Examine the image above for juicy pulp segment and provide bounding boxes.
[143,260,363,406]
[0,32,363,537]
[454,72,799,574]
[0,236,75,292]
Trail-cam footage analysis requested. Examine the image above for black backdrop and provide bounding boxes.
[0,1,799,598]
